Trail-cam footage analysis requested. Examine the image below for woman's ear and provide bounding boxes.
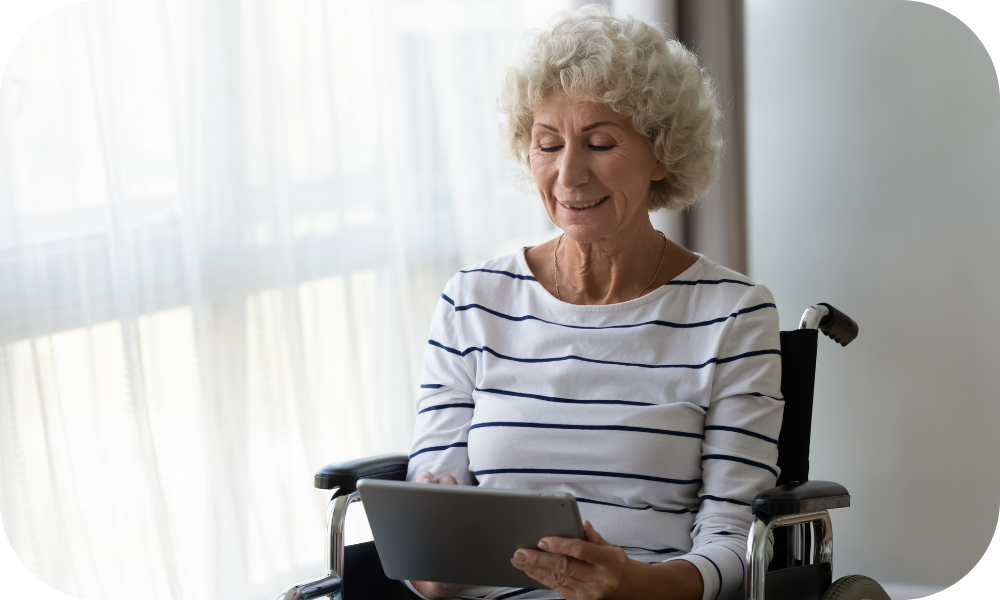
[651,160,667,182]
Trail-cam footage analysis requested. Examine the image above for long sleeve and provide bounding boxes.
[406,276,479,486]
[669,284,784,600]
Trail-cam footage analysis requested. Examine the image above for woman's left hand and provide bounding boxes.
[510,521,637,600]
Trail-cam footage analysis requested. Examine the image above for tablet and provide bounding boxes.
[356,479,584,589]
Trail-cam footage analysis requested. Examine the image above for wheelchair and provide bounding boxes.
[279,303,890,600]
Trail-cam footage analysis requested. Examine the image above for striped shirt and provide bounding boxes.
[404,250,782,600]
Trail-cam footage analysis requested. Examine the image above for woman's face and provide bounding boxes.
[529,87,666,244]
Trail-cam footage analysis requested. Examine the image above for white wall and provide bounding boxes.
[746,0,1000,592]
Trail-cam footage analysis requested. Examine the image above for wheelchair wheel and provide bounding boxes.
[820,575,890,600]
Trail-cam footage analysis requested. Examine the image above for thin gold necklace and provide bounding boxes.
[553,231,667,302]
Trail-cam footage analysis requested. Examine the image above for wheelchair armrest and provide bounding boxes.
[752,480,850,517]
[314,453,410,493]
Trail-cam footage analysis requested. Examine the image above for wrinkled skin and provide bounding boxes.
[511,521,637,599]
[524,87,698,306]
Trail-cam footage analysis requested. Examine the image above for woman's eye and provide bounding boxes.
[538,145,563,153]
[589,144,614,151]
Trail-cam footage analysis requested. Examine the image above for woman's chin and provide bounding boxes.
[557,223,615,244]
[552,199,634,243]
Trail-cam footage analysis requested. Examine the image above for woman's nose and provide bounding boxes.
[557,144,590,189]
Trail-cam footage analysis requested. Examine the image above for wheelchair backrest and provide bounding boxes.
[775,329,819,486]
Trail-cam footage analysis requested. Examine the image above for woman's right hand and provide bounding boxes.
[409,471,462,599]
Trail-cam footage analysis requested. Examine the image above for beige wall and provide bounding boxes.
[746,0,1000,593]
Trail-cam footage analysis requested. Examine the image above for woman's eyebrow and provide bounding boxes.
[532,121,623,132]
[581,121,620,131]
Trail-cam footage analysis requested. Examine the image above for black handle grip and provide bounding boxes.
[818,303,859,346]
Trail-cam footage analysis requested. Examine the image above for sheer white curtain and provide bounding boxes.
[0,1,562,598]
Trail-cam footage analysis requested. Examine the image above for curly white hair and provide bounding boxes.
[498,4,721,211]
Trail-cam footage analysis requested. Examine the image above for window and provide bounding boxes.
[0,1,563,597]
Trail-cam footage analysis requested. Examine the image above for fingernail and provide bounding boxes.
[537,540,549,550]
[511,551,526,567]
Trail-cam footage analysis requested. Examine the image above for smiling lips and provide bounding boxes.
[560,196,609,211]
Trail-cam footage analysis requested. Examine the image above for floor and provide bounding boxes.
[881,583,946,600]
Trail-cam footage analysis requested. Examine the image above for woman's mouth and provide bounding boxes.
[560,196,608,211]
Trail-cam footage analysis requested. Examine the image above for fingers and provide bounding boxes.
[414,471,458,485]
[537,537,607,565]
[583,521,610,545]
[538,537,590,563]
[410,580,461,599]
[512,548,590,590]
[512,528,632,599]
[537,522,615,565]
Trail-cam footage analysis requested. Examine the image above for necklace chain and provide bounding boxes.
[553,231,667,303]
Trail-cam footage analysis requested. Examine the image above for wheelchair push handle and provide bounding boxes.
[799,303,859,346]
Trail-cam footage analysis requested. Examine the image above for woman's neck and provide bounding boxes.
[526,219,698,305]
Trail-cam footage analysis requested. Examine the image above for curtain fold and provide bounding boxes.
[0,1,561,598]
[677,0,748,274]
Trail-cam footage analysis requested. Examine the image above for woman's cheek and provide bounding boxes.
[529,161,554,190]
[532,158,559,187]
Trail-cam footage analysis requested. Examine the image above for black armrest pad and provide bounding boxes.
[315,453,410,491]
[752,480,850,517]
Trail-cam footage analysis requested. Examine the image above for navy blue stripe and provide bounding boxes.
[420,384,444,389]
[428,339,780,370]
[715,531,735,536]
[620,546,683,554]
[700,495,751,507]
[417,403,475,414]
[748,392,784,402]
[476,386,654,407]
[447,301,776,331]
[717,349,781,364]
[574,497,698,514]
[724,545,746,588]
[408,442,468,459]
[702,454,778,478]
[691,552,724,600]
[704,425,778,445]
[470,421,703,440]
[459,268,537,281]
[474,468,701,486]
[665,278,753,287]
[691,552,722,600]
[494,589,535,599]
[455,272,748,286]
[736,302,774,316]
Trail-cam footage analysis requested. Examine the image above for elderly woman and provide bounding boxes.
[405,6,781,600]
